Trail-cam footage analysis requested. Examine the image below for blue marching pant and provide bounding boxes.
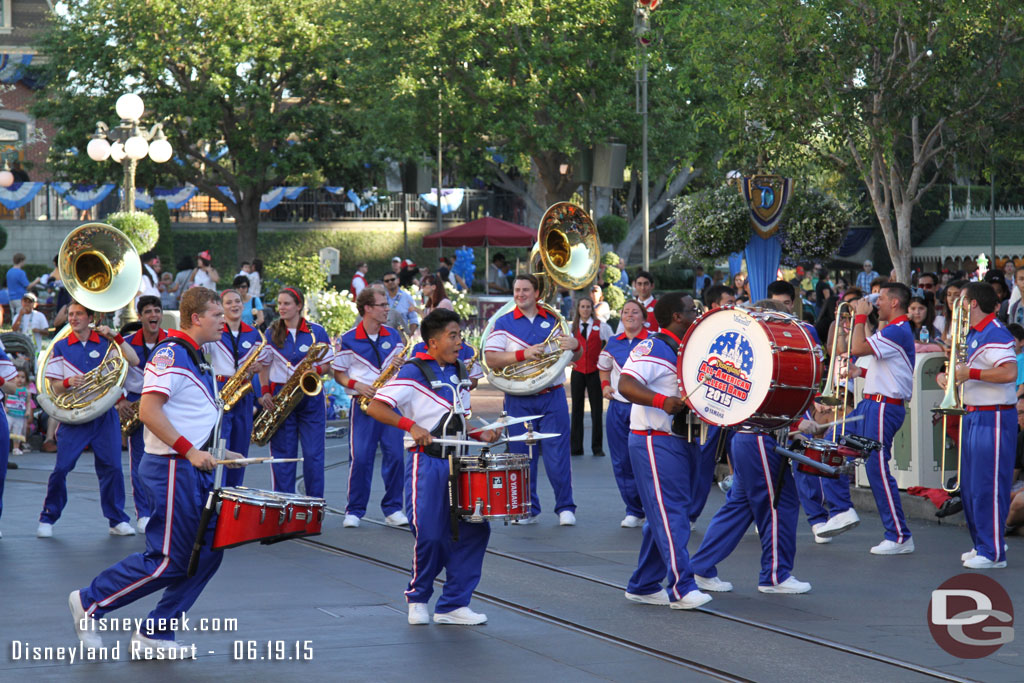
[962,408,1015,563]
[40,408,129,526]
[691,425,730,524]
[505,386,575,516]
[605,399,643,518]
[78,453,223,640]
[404,451,490,612]
[270,392,327,498]
[626,432,698,601]
[851,400,911,543]
[0,411,9,522]
[793,464,830,527]
[219,392,255,488]
[126,392,152,521]
[691,432,799,588]
[345,403,405,518]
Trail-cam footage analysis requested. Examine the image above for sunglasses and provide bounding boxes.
[383,278,397,283]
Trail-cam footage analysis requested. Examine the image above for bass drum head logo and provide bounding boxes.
[679,309,772,426]
[928,573,1014,658]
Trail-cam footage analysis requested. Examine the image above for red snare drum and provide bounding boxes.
[797,439,846,479]
[457,453,531,522]
[277,493,326,539]
[212,487,287,550]
[679,306,822,430]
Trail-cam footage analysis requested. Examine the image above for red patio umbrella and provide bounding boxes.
[422,217,536,293]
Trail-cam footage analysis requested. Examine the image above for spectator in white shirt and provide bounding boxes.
[248,258,263,298]
[13,292,49,349]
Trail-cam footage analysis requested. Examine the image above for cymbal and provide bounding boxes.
[471,414,545,432]
[504,431,560,442]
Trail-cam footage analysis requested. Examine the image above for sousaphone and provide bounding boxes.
[480,202,600,395]
[35,223,142,424]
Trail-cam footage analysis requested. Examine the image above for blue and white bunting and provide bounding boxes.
[52,183,116,210]
[419,188,465,214]
[0,181,44,210]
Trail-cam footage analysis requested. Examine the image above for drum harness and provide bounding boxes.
[408,356,472,541]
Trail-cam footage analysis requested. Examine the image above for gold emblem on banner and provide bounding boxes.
[741,175,793,238]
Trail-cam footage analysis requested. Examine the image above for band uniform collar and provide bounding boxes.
[136,328,168,345]
[355,320,391,340]
[616,328,649,341]
[888,315,909,326]
[971,311,998,332]
[659,328,683,345]
[66,329,102,345]
[513,305,548,320]
[223,322,255,333]
[167,328,201,351]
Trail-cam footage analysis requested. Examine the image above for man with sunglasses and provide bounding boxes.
[382,272,419,337]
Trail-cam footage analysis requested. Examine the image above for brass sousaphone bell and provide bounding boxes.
[35,223,143,424]
[480,202,600,396]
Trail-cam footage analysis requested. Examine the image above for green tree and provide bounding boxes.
[33,0,355,264]
[665,0,1024,282]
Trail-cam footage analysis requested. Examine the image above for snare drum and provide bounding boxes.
[212,487,288,550]
[457,453,531,522]
[275,492,327,539]
[796,439,846,478]
[679,306,822,430]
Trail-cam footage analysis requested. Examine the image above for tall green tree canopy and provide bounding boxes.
[34,0,354,261]
[665,0,1024,281]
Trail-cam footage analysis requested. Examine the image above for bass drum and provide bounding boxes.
[678,306,822,430]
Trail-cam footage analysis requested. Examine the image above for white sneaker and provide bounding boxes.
[69,590,104,648]
[137,517,150,534]
[110,522,136,536]
[815,509,860,538]
[433,606,487,625]
[37,522,53,538]
[385,511,410,527]
[512,516,537,525]
[407,603,430,625]
[624,589,669,605]
[11,447,22,455]
[759,576,812,594]
[961,548,977,562]
[811,523,833,544]
[718,474,733,493]
[870,538,915,555]
[695,575,733,592]
[343,514,361,528]
[559,510,576,526]
[963,554,1007,569]
[620,515,643,528]
[129,630,195,657]
[669,589,712,610]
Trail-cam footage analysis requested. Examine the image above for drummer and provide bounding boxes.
[367,309,502,626]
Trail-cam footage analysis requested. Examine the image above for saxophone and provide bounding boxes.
[121,402,142,437]
[358,330,411,413]
[251,342,331,446]
[219,330,268,412]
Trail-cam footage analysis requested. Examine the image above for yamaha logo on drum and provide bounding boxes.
[509,472,519,506]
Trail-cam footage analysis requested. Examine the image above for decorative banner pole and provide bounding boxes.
[740,174,792,302]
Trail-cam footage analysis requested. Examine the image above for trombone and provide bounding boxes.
[817,301,854,438]
[933,292,969,493]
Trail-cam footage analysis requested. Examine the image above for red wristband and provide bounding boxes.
[113,334,125,345]
[63,377,72,388]
[346,379,357,390]
[969,368,982,381]
[0,377,5,387]
[515,349,526,362]
[854,315,867,326]
[601,380,611,389]
[173,436,193,457]
[397,417,415,432]
[651,393,668,411]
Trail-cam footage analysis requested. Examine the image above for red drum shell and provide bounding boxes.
[276,493,327,539]
[212,488,288,550]
[797,441,846,479]
[457,453,531,522]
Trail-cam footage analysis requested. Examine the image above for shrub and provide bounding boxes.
[603,265,622,287]
[604,282,626,313]
[444,282,478,319]
[596,214,629,245]
[106,211,159,252]
[313,288,359,338]
[264,250,328,302]
[151,200,174,264]
[668,185,750,262]
[779,189,852,265]
[0,224,8,252]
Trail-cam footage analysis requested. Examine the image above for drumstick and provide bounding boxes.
[213,457,304,465]
[786,414,863,438]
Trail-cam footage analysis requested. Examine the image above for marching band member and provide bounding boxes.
[70,287,242,655]
[0,339,18,538]
[618,292,711,609]
[367,309,501,625]
[690,300,811,595]
[598,299,648,528]
[791,398,854,545]
[570,297,612,457]
[333,286,408,528]
[817,283,915,554]
[483,274,581,526]
[258,287,333,498]
[206,288,270,487]
[616,270,658,333]
[37,301,140,538]
[690,284,737,525]
[410,340,482,389]
[938,282,1017,569]
[119,295,167,533]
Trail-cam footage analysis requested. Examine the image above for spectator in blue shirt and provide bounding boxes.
[382,271,420,336]
[6,253,29,315]
[694,265,711,299]
[855,259,879,293]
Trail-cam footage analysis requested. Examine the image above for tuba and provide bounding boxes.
[480,202,600,396]
[36,223,142,425]
[251,342,330,446]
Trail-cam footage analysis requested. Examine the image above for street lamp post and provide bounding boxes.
[635,0,659,271]
[86,93,173,213]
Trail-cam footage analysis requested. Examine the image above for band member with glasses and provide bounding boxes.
[484,274,581,526]
[381,272,419,337]
[334,286,408,528]
[37,301,140,539]
[937,282,1017,569]
[618,292,711,609]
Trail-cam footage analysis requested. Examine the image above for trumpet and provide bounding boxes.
[933,292,969,493]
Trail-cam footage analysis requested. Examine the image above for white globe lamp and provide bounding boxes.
[110,140,126,163]
[86,137,111,162]
[0,169,13,188]
[148,137,172,163]
[124,134,149,161]
[115,93,145,121]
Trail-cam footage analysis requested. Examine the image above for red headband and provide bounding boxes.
[284,287,303,305]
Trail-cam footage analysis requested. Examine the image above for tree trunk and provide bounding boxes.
[616,166,701,264]
[235,194,262,264]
